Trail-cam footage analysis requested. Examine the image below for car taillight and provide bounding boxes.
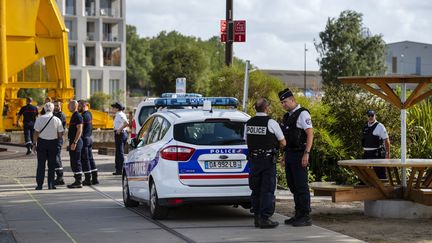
[131,119,136,139]
[160,146,195,161]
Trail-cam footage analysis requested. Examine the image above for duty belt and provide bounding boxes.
[249,149,275,157]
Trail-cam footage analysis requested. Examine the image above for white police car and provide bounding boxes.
[122,97,251,219]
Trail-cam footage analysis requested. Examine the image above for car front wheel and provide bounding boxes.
[149,182,168,219]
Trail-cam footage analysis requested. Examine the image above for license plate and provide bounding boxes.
[205,160,242,169]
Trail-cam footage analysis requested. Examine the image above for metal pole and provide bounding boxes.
[304,43,307,96]
[242,60,250,112]
[225,0,233,66]
[401,83,407,187]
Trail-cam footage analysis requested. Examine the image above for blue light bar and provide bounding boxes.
[154,97,239,108]
[160,93,203,98]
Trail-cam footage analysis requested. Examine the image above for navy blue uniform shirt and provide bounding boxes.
[18,104,38,126]
[54,111,67,129]
[68,111,83,140]
[81,111,93,138]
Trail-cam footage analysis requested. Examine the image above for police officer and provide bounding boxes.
[246,98,286,229]
[362,110,391,179]
[17,97,38,155]
[78,100,99,185]
[32,102,64,190]
[53,100,67,185]
[67,100,84,189]
[279,88,313,227]
[111,102,129,175]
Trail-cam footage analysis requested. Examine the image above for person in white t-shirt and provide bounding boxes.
[32,102,64,190]
[362,109,391,179]
[111,102,129,175]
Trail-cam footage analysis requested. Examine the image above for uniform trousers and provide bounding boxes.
[248,155,276,219]
[36,138,59,188]
[363,149,386,179]
[69,138,83,178]
[81,136,97,173]
[55,138,64,178]
[285,150,311,217]
[24,125,34,148]
[114,131,128,173]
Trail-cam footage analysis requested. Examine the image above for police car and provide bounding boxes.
[131,93,202,139]
[122,97,251,219]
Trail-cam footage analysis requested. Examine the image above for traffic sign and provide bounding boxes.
[220,20,246,43]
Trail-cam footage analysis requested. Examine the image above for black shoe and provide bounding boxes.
[254,215,260,227]
[35,186,42,190]
[91,171,99,185]
[292,216,312,227]
[48,186,56,190]
[26,150,32,155]
[112,171,122,175]
[284,216,297,225]
[67,181,82,189]
[54,178,65,185]
[82,174,92,186]
[259,218,279,229]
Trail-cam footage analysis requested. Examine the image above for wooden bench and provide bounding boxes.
[310,182,386,203]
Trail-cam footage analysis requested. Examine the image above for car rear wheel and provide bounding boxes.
[149,182,168,219]
[122,174,139,207]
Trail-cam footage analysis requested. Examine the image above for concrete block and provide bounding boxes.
[365,200,432,219]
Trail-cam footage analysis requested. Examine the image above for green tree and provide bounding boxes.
[151,44,206,95]
[126,25,153,92]
[89,92,111,111]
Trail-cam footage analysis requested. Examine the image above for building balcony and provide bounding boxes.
[100,8,120,18]
[87,32,96,41]
[85,7,96,16]
[103,34,119,42]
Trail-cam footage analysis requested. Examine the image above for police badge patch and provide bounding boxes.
[306,118,312,125]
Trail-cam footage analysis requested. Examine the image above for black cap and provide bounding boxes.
[111,102,125,111]
[278,88,293,101]
[366,110,375,116]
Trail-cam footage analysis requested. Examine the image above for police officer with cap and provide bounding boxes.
[279,88,313,227]
[246,98,286,229]
[79,100,99,185]
[111,102,129,175]
[67,100,84,189]
[362,109,390,179]
[17,97,39,155]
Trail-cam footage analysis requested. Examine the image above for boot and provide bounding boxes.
[26,144,32,155]
[82,173,92,186]
[254,215,260,228]
[91,171,99,185]
[284,211,299,225]
[292,214,312,227]
[54,176,65,185]
[67,175,82,189]
[259,218,279,229]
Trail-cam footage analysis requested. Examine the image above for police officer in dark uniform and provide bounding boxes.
[17,97,39,155]
[279,88,314,227]
[362,110,391,179]
[53,100,67,185]
[78,100,99,185]
[67,100,84,189]
[246,98,286,229]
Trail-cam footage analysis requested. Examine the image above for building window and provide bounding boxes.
[103,46,121,66]
[87,21,96,41]
[100,0,120,17]
[69,45,77,65]
[65,0,76,15]
[85,46,96,66]
[65,20,76,40]
[103,23,119,41]
[90,79,102,95]
[392,57,397,73]
[85,0,96,16]
[109,79,120,96]
[416,57,421,75]
[71,78,77,99]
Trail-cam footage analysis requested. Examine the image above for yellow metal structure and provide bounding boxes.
[0,0,113,131]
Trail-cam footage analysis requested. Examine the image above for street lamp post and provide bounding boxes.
[304,43,308,96]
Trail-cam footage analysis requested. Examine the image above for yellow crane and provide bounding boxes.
[0,0,113,131]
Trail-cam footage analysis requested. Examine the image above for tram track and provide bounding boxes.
[89,185,197,243]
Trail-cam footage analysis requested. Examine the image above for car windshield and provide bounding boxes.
[174,121,245,145]
[138,106,158,126]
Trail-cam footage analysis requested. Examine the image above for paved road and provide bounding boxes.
[0,145,362,243]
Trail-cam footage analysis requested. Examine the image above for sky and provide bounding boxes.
[126,0,432,71]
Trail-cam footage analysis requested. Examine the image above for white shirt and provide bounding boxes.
[363,121,388,150]
[114,111,128,130]
[34,112,64,140]
[289,105,313,130]
[245,112,285,141]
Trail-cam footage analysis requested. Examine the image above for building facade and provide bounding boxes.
[386,41,432,75]
[261,69,322,94]
[56,0,126,101]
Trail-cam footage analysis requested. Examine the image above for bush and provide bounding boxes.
[89,92,111,111]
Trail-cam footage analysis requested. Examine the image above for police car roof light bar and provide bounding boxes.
[154,97,239,108]
[160,93,203,98]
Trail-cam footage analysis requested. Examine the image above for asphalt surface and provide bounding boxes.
[0,144,362,243]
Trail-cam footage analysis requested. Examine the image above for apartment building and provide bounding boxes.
[56,0,126,101]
